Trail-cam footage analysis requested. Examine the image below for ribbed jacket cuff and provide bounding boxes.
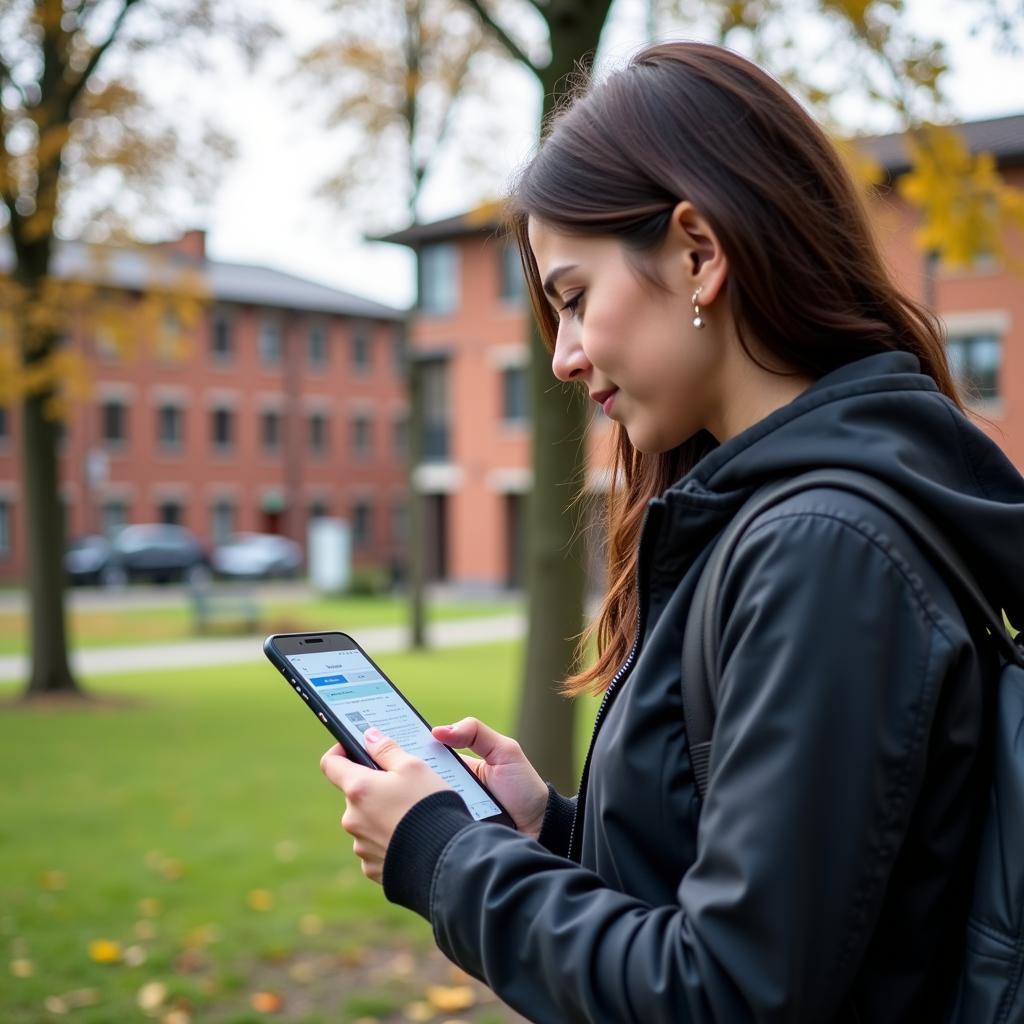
[536,782,577,856]
[382,789,474,920]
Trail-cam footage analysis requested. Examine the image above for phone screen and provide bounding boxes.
[285,645,502,822]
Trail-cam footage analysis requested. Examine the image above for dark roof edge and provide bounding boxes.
[370,112,1024,245]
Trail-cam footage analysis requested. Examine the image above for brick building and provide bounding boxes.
[376,113,1024,591]
[0,231,410,582]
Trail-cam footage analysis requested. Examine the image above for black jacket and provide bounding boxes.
[382,350,1024,1022]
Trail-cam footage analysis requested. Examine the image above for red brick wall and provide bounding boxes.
[0,303,408,581]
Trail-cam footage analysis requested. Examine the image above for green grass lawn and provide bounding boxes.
[0,595,519,656]
[0,642,597,1024]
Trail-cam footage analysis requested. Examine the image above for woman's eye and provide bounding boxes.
[560,292,584,319]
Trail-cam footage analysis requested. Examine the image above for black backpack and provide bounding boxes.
[680,468,1024,1023]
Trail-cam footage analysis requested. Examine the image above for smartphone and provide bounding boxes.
[264,630,515,828]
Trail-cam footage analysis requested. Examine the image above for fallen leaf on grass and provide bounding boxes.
[135,920,158,940]
[425,985,476,1013]
[161,1011,191,1024]
[173,948,208,974]
[160,859,185,881]
[44,988,100,1014]
[123,944,148,967]
[387,951,416,977]
[183,923,221,948]
[137,980,168,1012]
[402,1001,435,1021]
[88,939,122,964]
[39,870,67,891]
[247,889,274,911]
[139,898,162,918]
[9,958,34,977]
[250,991,284,1013]
[298,913,322,935]
[288,961,316,983]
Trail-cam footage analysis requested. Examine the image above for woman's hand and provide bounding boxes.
[432,717,549,840]
[320,728,450,884]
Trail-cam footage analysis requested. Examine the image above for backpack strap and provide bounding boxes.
[681,467,1024,801]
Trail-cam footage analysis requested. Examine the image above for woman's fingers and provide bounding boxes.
[432,718,523,765]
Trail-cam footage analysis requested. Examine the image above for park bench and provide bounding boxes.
[189,580,261,634]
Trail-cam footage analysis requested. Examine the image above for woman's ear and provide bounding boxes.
[666,200,728,304]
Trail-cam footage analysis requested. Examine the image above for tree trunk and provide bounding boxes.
[22,353,79,697]
[514,14,610,792]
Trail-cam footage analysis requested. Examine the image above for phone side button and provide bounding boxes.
[317,712,328,724]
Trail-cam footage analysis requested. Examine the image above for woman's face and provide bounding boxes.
[527,216,726,454]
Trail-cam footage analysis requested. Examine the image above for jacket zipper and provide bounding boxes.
[567,499,664,863]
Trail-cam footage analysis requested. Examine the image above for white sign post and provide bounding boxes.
[308,517,351,594]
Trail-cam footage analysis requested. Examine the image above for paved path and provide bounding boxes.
[0,614,526,685]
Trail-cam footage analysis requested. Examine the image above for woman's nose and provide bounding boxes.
[550,325,591,382]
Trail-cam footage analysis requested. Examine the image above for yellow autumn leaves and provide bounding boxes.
[899,124,1024,271]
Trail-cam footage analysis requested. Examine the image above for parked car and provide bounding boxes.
[212,532,303,580]
[67,527,208,586]
[65,534,115,586]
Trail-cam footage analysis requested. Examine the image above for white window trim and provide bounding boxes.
[942,310,1010,337]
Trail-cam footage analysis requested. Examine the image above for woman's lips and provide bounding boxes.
[600,389,618,416]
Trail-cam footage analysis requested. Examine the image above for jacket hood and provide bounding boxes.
[665,349,1024,631]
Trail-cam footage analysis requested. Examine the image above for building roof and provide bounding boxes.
[372,112,1024,246]
[367,201,507,248]
[854,112,1024,177]
[0,237,408,321]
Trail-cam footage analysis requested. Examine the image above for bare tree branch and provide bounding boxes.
[62,0,142,113]
[459,0,539,73]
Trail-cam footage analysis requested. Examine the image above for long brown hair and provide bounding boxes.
[503,41,963,697]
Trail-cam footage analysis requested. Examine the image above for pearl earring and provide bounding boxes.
[692,287,705,329]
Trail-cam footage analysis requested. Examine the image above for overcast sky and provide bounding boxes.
[197,0,1024,312]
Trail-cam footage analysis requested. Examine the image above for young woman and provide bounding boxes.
[319,41,1024,1021]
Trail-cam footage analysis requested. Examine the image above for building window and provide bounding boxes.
[309,499,330,520]
[393,416,408,459]
[421,357,449,461]
[211,407,234,452]
[351,321,371,372]
[352,499,372,550]
[261,410,281,453]
[309,412,329,455]
[309,324,327,368]
[419,243,459,315]
[0,500,10,555]
[501,366,529,422]
[212,501,235,544]
[259,319,282,365]
[211,313,233,361]
[947,333,1001,402]
[101,399,127,445]
[101,500,128,538]
[157,310,181,360]
[156,404,183,450]
[392,327,407,374]
[351,414,372,460]
[158,500,182,526]
[499,242,525,302]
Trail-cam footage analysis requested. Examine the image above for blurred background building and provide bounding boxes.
[0,231,409,582]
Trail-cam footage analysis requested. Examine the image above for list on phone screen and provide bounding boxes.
[286,647,501,821]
